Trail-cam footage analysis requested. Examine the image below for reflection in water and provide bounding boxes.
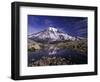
[48,46,58,55]
[28,44,87,67]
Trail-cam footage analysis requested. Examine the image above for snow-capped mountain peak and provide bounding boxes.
[48,27,58,32]
[28,26,79,42]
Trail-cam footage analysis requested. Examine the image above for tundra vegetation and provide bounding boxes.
[28,39,87,54]
[28,39,87,66]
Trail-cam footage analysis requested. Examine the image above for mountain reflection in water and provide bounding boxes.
[28,45,87,66]
[48,46,59,55]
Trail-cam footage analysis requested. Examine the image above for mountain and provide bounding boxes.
[28,27,82,42]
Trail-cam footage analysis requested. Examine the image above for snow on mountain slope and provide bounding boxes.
[28,26,78,41]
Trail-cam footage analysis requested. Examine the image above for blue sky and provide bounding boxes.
[28,15,87,37]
